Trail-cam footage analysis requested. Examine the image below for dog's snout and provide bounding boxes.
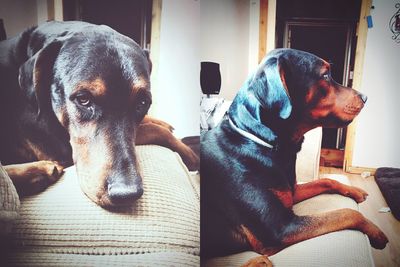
[358,93,368,104]
[108,181,143,205]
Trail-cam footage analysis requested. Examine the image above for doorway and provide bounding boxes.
[62,0,152,49]
[276,0,361,168]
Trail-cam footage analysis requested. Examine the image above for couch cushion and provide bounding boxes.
[205,176,374,267]
[0,163,20,235]
[7,252,200,267]
[6,145,199,266]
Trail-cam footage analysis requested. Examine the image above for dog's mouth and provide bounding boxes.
[343,104,363,116]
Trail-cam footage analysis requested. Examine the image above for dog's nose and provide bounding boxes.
[108,182,143,205]
[358,93,368,104]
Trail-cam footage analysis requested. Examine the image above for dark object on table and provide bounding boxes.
[200,62,221,96]
[375,167,400,220]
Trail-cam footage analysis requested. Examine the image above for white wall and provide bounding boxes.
[0,0,40,38]
[150,0,200,138]
[200,0,253,101]
[352,0,400,168]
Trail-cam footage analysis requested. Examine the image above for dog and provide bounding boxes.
[0,21,199,209]
[200,48,388,266]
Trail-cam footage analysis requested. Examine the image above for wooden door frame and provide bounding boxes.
[259,0,372,174]
[259,0,276,61]
[343,0,373,174]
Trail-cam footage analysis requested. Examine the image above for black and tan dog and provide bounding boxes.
[0,21,199,209]
[201,49,388,266]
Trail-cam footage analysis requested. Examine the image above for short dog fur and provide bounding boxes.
[201,49,388,266]
[0,21,199,208]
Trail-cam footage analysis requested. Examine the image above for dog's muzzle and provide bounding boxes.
[107,178,144,205]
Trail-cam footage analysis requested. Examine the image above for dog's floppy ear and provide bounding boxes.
[251,56,292,119]
[18,41,62,118]
[143,49,152,74]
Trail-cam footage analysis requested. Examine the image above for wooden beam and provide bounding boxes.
[46,0,55,21]
[45,0,63,21]
[258,0,268,63]
[265,0,276,54]
[150,0,162,62]
[54,0,63,21]
[148,0,162,117]
[344,0,371,173]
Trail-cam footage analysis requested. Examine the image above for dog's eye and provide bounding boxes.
[76,94,92,107]
[137,99,147,110]
[322,73,330,81]
[136,97,150,114]
[140,99,147,106]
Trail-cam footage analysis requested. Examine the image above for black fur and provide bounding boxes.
[0,21,151,166]
[0,21,152,206]
[200,48,363,257]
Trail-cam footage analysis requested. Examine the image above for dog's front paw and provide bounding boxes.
[182,148,200,171]
[42,161,64,182]
[343,186,369,203]
[370,230,389,249]
[141,116,175,132]
[363,219,389,249]
[157,121,174,132]
[242,255,273,267]
[16,161,64,196]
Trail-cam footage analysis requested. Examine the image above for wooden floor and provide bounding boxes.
[320,167,400,267]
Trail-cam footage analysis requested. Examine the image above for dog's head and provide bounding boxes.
[18,21,152,208]
[231,48,366,138]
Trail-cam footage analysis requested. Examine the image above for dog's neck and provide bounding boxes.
[228,98,279,148]
[228,118,275,149]
[228,89,309,153]
[228,108,306,153]
[228,115,305,154]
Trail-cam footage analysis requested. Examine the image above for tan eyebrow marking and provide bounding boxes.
[131,76,150,94]
[74,78,107,97]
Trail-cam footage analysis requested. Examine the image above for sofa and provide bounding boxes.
[1,145,200,266]
[1,129,375,266]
